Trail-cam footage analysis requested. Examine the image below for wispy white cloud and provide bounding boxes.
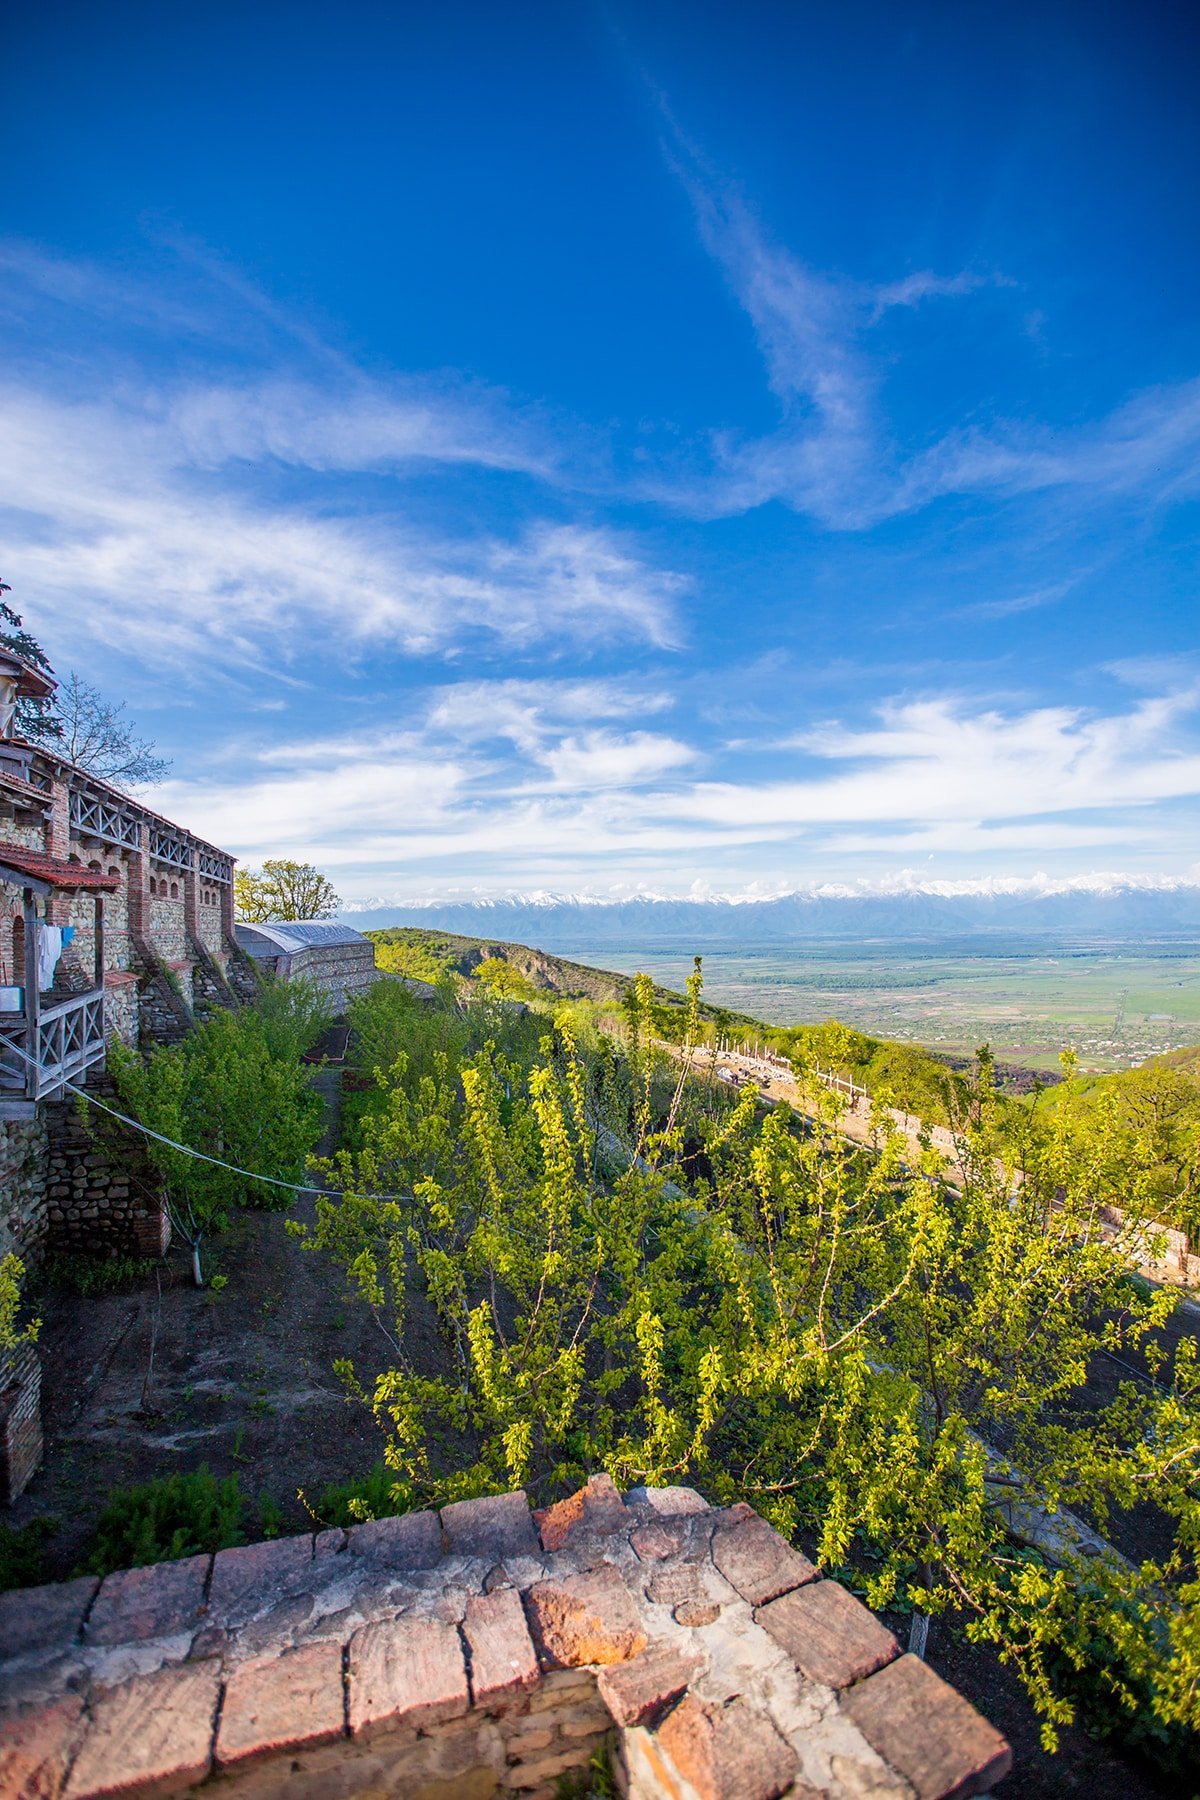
[868,269,1009,318]
[657,129,1200,529]
[955,579,1078,621]
[148,681,1200,896]
[0,382,685,674]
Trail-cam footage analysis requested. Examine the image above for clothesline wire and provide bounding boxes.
[0,1036,412,1204]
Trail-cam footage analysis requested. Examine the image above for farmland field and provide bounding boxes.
[556,937,1200,1072]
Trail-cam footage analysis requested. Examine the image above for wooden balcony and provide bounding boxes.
[0,988,106,1104]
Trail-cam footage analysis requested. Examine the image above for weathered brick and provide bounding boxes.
[463,1586,539,1706]
[646,1564,708,1609]
[217,1640,345,1766]
[525,1668,596,1713]
[441,1490,539,1561]
[674,1599,721,1627]
[347,1613,468,1739]
[655,1694,798,1800]
[756,1579,898,1689]
[710,1512,816,1607]
[0,1575,97,1663]
[85,1554,209,1646]
[206,1534,314,1623]
[534,1473,628,1552]
[596,1644,700,1727]
[630,1520,678,1562]
[64,1658,221,1798]
[841,1652,1012,1799]
[502,1744,597,1788]
[506,1724,554,1753]
[626,1485,710,1517]
[524,1564,648,1669]
[346,1508,442,1569]
[0,1693,87,1800]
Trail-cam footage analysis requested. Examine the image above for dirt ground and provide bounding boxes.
[11,1068,406,1575]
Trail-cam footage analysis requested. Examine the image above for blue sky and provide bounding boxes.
[2,0,1199,904]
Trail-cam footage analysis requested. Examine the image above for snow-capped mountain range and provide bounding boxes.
[343,872,1200,945]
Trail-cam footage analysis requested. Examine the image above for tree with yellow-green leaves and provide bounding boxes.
[300,967,1200,1760]
[234,859,339,923]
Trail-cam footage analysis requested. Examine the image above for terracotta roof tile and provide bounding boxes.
[0,844,120,891]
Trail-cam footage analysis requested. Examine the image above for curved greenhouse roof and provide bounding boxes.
[235,920,370,954]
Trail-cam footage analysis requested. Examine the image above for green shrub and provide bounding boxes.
[251,974,334,1062]
[0,1517,55,1592]
[81,1467,248,1575]
[313,1464,420,1527]
[43,1254,156,1297]
[256,1491,285,1539]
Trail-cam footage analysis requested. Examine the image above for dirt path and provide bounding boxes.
[11,1066,397,1578]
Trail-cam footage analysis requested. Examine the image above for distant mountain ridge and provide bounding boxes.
[345,880,1200,946]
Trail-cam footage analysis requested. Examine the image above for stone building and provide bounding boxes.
[0,649,248,1499]
[234,920,377,1012]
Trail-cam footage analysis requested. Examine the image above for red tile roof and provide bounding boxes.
[0,845,120,891]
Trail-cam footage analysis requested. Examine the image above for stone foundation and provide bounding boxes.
[43,1090,169,1259]
[0,1116,49,1264]
[187,939,238,1024]
[136,956,194,1050]
[0,1343,42,1503]
[0,1479,1011,1799]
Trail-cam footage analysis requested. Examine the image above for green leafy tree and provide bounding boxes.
[0,579,60,742]
[235,859,340,923]
[473,955,533,1001]
[0,1254,39,1353]
[107,1004,324,1284]
[301,972,1200,1754]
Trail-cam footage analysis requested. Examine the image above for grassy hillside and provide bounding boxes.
[366,927,1068,1118]
[366,926,761,1017]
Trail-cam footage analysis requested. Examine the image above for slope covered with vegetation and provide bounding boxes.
[367,927,1047,1122]
[300,965,1200,1773]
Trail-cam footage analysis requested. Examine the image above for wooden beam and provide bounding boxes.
[94,894,105,991]
[22,887,39,1098]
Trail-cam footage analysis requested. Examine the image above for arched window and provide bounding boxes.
[148,876,156,896]
[170,881,179,900]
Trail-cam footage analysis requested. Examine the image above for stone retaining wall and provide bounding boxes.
[0,1343,42,1506]
[0,1478,1011,1800]
[0,1116,49,1264]
[43,1090,169,1259]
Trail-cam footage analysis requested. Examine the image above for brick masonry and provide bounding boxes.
[0,1343,42,1507]
[0,1478,1012,1800]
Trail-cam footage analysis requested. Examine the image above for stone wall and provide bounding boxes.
[136,960,195,1051]
[42,1089,170,1259]
[148,893,188,963]
[188,940,238,1024]
[0,1343,42,1506]
[0,1116,48,1264]
[0,1479,1011,1800]
[286,943,378,1013]
[196,896,226,960]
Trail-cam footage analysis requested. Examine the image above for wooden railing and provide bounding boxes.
[0,989,106,1100]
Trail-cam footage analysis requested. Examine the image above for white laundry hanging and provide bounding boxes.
[36,924,64,990]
